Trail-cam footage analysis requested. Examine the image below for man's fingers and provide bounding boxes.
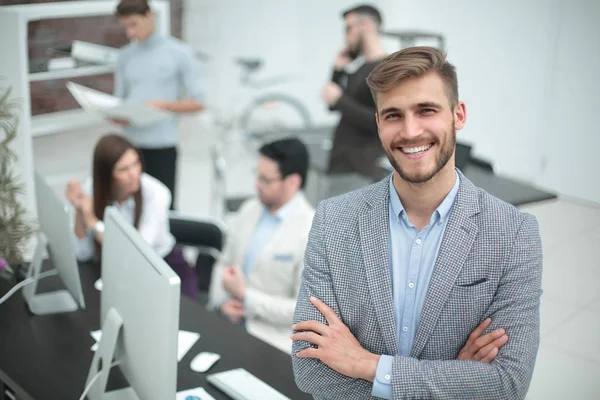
[474,335,508,361]
[290,331,325,347]
[472,328,505,350]
[309,297,341,325]
[293,320,329,336]
[295,347,320,359]
[479,346,499,363]
[468,318,492,343]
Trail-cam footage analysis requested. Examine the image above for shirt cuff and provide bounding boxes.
[213,296,228,313]
[371,355,393,399]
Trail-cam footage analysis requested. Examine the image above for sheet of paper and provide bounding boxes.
[176,387,216,400]
[178,330,201,362]
[90,330,200,362]
[66,81,171,126]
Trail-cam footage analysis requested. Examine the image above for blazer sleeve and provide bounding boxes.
[207,206,243,310]
[292,202,375,399]
[387,213,543,400]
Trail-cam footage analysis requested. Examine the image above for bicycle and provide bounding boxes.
[195,51,313,144]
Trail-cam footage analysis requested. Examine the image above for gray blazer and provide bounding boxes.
[292,170,543,400]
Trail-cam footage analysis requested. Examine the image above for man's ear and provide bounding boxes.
[453,101,467,131]
[286,173,302,190]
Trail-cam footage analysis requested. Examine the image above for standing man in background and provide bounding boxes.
[114,0,205,209]
[323,4,387,185]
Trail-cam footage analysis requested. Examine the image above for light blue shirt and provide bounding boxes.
[241,193,302,276]
[372,172,460,399]
[115,32,203,149]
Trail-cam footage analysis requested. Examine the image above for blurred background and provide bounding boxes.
[1,1,599,398]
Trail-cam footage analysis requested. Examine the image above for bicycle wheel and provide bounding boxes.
[238,93,313,141]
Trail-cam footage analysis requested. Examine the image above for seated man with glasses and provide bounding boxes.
[208,137,315,353]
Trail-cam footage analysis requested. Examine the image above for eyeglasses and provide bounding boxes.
[256,175,283,185]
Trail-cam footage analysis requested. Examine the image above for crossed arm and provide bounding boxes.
[291,206,543,400]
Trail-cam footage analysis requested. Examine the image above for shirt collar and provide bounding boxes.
[263,192,304,221]
[388,171,460,222]
[138,30,162,47]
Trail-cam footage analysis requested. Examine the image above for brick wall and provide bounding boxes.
[0,0,183,115]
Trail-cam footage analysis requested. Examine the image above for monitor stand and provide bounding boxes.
[86,308,139,400]
[22,233,79,315]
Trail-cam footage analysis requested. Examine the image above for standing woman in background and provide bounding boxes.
[65,134,197,299]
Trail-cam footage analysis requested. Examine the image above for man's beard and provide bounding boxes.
[383,128,456,184]
[347,35,363,60]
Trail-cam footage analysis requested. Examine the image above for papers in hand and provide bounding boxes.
[90,329,200,362]
[66,81,171,126]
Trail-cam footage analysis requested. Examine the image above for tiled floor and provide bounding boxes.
[33,118,600,399]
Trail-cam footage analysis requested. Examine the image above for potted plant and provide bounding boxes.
[0,85,36,283]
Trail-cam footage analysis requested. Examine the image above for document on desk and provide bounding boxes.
[176,387,216,400]
[66,81,172,126]
[90,329,200,362]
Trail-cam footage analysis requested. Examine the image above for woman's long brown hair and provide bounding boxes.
[92,134,143,229]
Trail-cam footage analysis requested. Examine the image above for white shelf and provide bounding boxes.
[31,108,110,137]
[2,1,120,21]
[29,64,114,82]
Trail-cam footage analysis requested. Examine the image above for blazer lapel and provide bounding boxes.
[359,180,399,355]
[411,172,480,358]
[250,195,308,277]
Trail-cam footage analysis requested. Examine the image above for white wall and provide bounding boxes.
[184,0,600,203]
[183,0,379,128]
[537,0,600,204]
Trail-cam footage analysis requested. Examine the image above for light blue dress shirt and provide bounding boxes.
[372,172,460,399]
[240,193,302,276]
[115,32,204,149]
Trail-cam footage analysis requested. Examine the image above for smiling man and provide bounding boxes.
[291,47,543,400]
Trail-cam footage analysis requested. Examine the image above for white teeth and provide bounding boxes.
[401,144,432,154]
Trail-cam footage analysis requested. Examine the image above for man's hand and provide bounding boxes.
[109,118,131,127]
[291,297,380,382]
[146,100,168,110]
[222,265,247,301]
[458,318,508,362]
[219,299,245,324]
[321,82,343,106]
[334,47,352,70]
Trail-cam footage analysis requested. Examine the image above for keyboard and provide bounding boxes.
[206,368,290,400]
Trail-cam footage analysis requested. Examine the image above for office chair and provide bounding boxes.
[210,144,250,219]
[168,211,226,304]
[469,156,495,173]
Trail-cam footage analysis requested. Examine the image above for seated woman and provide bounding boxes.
[65,133,197,299]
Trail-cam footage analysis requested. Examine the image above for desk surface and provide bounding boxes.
[0,263,310,400]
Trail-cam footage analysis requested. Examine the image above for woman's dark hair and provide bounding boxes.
[93,134,143,228]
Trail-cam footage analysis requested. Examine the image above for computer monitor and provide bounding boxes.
[85,206,180,400]
[22,171,85,315]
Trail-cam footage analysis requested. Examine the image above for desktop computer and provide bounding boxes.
[22,171,85,315]
[85,206,180,400]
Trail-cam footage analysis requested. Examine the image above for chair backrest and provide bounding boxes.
[168,212,226,293]
[455,141,473,170]
[468,155,495,173]
[211,144,232,219]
